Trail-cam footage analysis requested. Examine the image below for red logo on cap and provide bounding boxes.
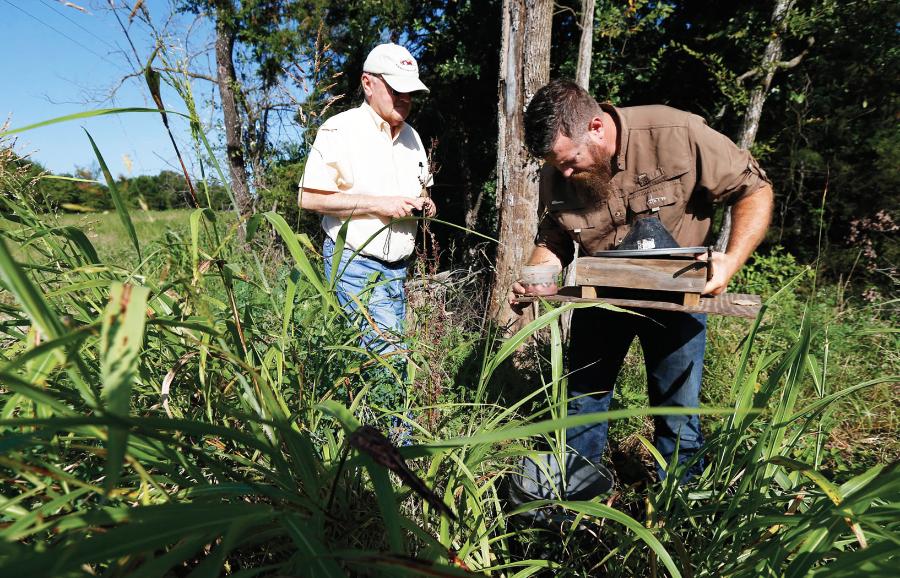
[401,59,414,66]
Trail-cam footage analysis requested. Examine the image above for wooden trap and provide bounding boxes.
[519,255,762,319]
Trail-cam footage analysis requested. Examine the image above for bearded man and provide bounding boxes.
[512,80,773,482]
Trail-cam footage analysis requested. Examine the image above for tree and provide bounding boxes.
[574,0,594,89]
[717,0,811,251]
[212,1,253,216]
[487,0,553,328]
[561,0,595,340]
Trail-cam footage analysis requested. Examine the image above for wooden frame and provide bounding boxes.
[575,256,707,293]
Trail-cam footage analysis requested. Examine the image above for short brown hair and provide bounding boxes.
[524,80,602,158]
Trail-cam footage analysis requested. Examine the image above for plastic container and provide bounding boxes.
[519,264,560,296]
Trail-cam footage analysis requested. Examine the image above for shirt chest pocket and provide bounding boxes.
[551,202,614,246]
[627,172,687,234]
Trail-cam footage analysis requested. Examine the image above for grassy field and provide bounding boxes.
[0,194,897,576]
[56,209,198,259]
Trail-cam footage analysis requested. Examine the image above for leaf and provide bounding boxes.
[84,129,142,262]
[0,107,188,137]
[509,500,682,578]
[100,282,150,495]
[247,211,339,311]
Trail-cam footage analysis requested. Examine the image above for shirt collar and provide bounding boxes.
[600,102,627,171]
[360,101,403,140]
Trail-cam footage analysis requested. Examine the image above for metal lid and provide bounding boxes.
[592,246,708,258]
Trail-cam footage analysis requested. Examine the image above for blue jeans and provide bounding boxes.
[322,236,408,354]
[323,236,411,443]
[567,307,707,480]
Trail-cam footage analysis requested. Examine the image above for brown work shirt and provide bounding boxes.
[536,104,771,265]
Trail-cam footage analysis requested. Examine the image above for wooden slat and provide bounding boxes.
[575,256,707,292]
[682,293,701,306]
[517,289,762,319]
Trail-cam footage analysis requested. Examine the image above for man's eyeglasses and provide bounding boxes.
[368,73,407,98]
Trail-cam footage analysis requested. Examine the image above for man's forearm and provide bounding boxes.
[299,188,379,219]
[299,187,429,219]
[527,245,564,269]
[726,183,774,268]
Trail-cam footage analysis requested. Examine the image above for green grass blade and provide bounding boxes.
[247,212,338,311]
[282,513,345,577]
[5,503,274,575]
[510,499,682,578]
[84,129,142,262]
[100,282,150,495]
[190,208,216,284]
[0,107,188,137]
[0,238,64,340]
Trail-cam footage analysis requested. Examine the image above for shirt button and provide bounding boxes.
[615,211,622,218]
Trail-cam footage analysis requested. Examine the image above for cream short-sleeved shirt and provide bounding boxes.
[300,102,431,263]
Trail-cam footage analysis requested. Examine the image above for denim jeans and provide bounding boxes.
[566,307,707,480]
[322,236,408,354]
[323,236,412,443]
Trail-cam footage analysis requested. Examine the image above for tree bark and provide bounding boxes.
[488,0,553,329]
[574,0,595,90]
[717,0,794,252]
[214,2,253,217]
[561,0,595,340]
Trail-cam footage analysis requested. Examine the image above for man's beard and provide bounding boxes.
[569,144,614,203]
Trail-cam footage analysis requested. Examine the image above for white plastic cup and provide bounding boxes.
[519,264,560,296]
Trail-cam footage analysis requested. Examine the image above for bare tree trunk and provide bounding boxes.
[717,0,795,252]
[214,3,253,217]
[574,0,595,89]
[243,97,267,191]
[561,0,595,341]
[488,0,553,329]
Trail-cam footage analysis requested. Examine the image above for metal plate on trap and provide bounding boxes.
[591,246,707,258]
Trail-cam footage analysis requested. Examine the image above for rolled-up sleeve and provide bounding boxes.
[300,125,353,192]
[690,114,771,205]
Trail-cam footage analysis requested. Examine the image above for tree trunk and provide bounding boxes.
[488,0,553,329]
[574,0,595,90]
[214,3,253,217]
[717,0,794,252]
[562,0,595,341]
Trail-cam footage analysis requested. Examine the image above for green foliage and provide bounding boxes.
[731,245,809,297]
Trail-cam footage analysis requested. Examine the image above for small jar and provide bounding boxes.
[519,264,560,296]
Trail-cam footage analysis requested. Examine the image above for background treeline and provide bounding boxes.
[12,159,232,212]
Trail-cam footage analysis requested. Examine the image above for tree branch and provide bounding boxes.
[777,36,815,70]
[737,36,814,83]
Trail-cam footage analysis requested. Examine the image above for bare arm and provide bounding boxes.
[298,187,435,219]
[701,183,774,295]
[509,245,565,313]
[524,245,564,269]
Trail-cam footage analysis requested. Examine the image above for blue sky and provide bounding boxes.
[1,0,209,177]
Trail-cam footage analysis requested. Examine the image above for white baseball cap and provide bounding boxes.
[363,43,429,94]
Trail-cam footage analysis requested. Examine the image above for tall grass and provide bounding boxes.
[0,97,897,576]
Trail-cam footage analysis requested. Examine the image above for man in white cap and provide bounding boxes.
[299,43,434,356]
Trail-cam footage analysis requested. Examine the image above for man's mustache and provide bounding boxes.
[569,162,613,202]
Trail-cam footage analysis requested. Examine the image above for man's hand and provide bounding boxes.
[371,196,424,219]
[699,184,773,295]
[509,281,530,315]
[421,197,437,218]
[697,251,741,295]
